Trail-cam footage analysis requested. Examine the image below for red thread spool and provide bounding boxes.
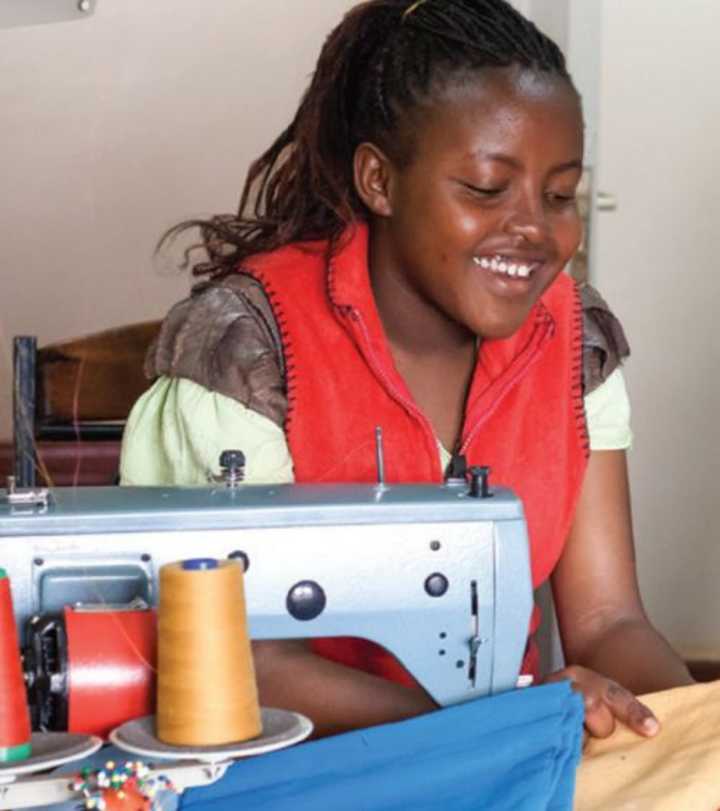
[65,606,156,738]
[0,568,32,762]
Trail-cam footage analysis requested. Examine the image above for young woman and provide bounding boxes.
[121,0,693,738]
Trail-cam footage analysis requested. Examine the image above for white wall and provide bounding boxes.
[0,0,355,438]
[516,0,719,662]
[593,0,720,658]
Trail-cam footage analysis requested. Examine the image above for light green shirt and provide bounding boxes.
[120,368,632,486]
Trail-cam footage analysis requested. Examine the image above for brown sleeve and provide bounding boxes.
[144,273,287,428]
[581,283,631,396]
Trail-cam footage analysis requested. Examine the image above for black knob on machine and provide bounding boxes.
[468,466,492,499]
[424,573,450,597]
[218,449,246,488]
[228,550,251,572]
[220,449,245,471]
[286,580,327,621]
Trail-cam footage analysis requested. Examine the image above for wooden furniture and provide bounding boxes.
[1,440,122,487]
[12,321,160,487]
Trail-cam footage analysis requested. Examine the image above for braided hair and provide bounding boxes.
[173,0,573,279]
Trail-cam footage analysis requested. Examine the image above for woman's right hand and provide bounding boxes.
[543,665,660,739]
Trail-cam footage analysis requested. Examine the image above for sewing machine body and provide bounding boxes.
[0,482,532,707]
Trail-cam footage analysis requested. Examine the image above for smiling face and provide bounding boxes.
[357,66,584,345]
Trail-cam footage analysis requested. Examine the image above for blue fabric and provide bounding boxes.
[180,681,584,811]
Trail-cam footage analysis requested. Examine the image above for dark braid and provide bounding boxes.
[170,0,572,280]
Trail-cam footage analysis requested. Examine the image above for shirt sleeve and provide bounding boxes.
[585,367,633,451]
[120,377,294,486]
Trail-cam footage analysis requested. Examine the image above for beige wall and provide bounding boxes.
[0,0,355,438]
[593,0,720,658]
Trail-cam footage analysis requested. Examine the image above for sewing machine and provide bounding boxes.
[0,463,533,735]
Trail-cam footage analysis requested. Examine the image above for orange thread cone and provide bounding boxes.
[0,569,32,762]
[157,558,261,747]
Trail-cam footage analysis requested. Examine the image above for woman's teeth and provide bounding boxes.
[473,255,535,279]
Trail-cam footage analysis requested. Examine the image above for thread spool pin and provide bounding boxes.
[375,427,386,489]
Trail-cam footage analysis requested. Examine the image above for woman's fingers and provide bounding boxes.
[603,680,660,737]
[543,666,660,739]
[583,688,616,739]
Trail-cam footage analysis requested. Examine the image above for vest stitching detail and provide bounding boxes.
[240,266,298,436]
[570,283,591,458]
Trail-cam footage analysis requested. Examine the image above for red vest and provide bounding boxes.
[244,225,588,682]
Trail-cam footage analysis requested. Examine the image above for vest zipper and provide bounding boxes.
[459,368,525,455]
[347,307,549,472]
[459,316,553,455]
[346,307,442,476]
